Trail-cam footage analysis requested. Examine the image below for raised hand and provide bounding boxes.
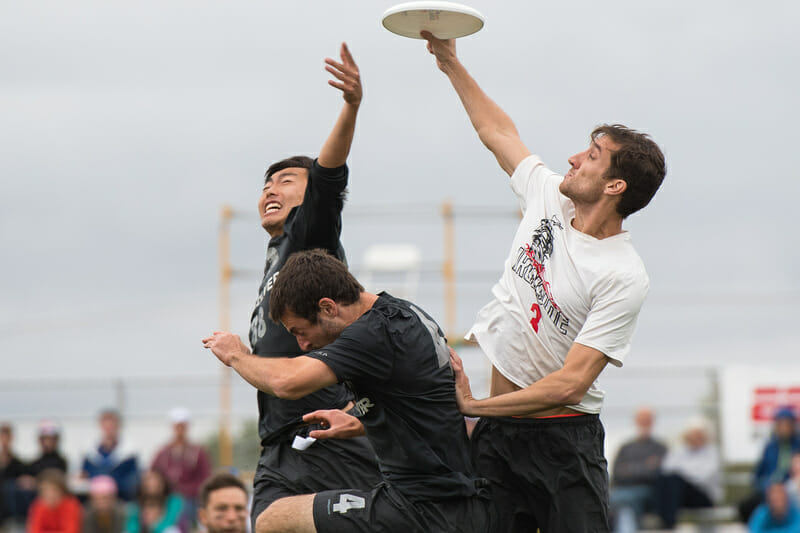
[201,331,250,366]
[421,31,457,73]
[325,42,362,106]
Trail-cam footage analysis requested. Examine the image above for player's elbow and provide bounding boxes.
[476,125,504,150]
[555,380,589,406]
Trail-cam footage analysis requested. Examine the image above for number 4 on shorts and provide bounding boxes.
[332,493,366,514]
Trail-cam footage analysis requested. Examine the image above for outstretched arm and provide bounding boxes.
[423,32,530,176]
[450,344,609,417]
[202,331,337,399]
[318,42,362,168]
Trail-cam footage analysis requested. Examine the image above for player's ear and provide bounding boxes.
[317,298,337,317]
[605,178,626,197]
[197,508,208,527]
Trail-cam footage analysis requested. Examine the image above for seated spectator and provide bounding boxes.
[27,469,82,533]
[124,470,186,533]
[82,476,126,533]
[740,406,800,523]
[150,408,211,525]
[0,422,28,527]
[17,420,69,517]
[785,453,800,508]
[748,482,800,532]
[609,406,667,533]
[27,420,68,477]
[655,417,722,529]
[81,409,140,501]
[196,472,248,533]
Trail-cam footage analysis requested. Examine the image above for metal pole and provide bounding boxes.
[218,205,234,467]
[441,200,456,339]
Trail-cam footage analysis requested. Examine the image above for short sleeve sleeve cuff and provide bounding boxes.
[509,155,562,213]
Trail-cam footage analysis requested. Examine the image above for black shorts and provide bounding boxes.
[472,414,609,533]
[312,482,492,533]
[251,435,381,528]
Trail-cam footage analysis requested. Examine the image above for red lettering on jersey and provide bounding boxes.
[530,303,542,332]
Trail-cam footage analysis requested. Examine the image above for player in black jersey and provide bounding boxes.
[206,43,380,529]
[203,250,492,533]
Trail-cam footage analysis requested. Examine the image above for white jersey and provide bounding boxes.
[466,155,649,413]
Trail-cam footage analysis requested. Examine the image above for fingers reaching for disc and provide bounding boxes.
[325,42,362,105]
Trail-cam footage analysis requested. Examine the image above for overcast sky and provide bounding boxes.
[2,0,798,383]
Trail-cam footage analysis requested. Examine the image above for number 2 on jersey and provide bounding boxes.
[530,303,542,332]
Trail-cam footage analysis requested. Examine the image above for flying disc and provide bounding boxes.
[382,1,485,40]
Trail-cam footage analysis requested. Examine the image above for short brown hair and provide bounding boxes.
[38,468,69,495]
[269,249,363,324]
[199,471,247,508]
[592,124,666,218]
[264,156,313,184]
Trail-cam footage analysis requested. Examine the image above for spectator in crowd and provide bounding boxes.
[609,406,668,533]
[197,472,248,533]
[655,417,722,529]
[0,422,28,526]
[27,420,68,477]
[27,469,82,533]
[81,409,139,501]
[82,476,126,533]
[748,482,800,532]
[785,453,800,508]
[124,470,186,533]
[740,406,800,523]
[150,408,211,524]
[16,420,69,517]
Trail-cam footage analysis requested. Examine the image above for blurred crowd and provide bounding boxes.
[0,407,230,533]
[609,405,800,532]
[4,403,800,533]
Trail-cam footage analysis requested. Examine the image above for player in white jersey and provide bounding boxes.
[423,33,666,532]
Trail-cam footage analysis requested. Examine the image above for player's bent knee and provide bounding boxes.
[254,507,275,533]
[256,495,316,533]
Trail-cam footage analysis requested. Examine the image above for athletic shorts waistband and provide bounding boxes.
[486,413,600,427]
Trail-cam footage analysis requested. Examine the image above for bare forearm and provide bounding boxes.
[318,102,359,168]
[228,352,287,397]
[203,331,338,399]
[463,369,582,417]
[441,60,519,144]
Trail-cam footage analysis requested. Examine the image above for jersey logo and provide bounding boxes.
[510,216,570,335]
[348,397,374,417]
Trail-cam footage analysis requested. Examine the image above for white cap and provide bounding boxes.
[38,419,61,436]
[169,407,191,424]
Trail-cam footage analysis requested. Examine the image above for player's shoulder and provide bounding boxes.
[309,159,349,185]
[511,155,562,186]
[360,293,424,337]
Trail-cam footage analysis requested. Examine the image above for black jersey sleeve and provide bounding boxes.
[288,160,347,252]
[305,314,393,385]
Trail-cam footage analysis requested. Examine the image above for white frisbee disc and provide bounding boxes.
[382,1,485,40]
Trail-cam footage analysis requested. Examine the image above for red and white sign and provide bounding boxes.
[720,367,800,463]
[750,387,800,422]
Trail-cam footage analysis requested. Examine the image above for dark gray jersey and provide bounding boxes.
[306,293,481,501]
[249,160,352,444]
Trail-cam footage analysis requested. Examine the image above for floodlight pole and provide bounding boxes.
[218,205,234,467]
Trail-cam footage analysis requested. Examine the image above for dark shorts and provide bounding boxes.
[472,414,610,533]
[251,435,381,529]
[312,482,492,533]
